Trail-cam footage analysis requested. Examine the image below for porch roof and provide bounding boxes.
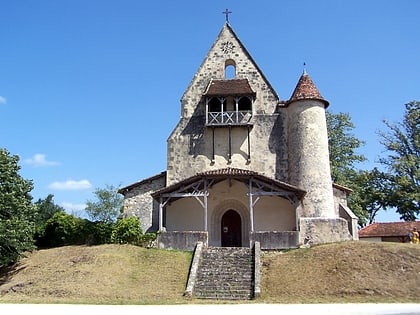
[204,79,256,97]
[151,167,306,200]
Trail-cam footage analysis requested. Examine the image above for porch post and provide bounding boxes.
[204,179,208,231]
[205,98,209,124]
[159,197,163,231]
[249,178,254,232]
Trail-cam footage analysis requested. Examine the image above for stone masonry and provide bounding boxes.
[119,22,358,248]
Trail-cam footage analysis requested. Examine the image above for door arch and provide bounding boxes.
[221,209,242,247]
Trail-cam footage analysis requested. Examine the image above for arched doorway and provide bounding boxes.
[221,209,242,247]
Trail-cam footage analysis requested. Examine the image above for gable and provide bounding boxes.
[118,171,166,196]
[179,23,279,118]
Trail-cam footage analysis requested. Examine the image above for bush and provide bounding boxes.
[36,213,156,249]
[110,216,157,247]
[37,212,115,248]
[38,212,81,247]
[82,220,114,245]
[111,216,143,245]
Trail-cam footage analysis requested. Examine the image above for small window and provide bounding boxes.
[225,59,236,79]
[225,65,235,79]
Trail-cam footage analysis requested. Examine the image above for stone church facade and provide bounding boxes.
[119,23,358,250]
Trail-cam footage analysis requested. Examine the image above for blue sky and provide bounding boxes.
[1,1,419,222]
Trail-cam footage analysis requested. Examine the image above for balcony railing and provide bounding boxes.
[206,110,252,126]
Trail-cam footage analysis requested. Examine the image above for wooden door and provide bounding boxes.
[221,209,242,247]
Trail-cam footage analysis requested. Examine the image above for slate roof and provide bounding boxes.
[204,79,256,97]
[359,221,420,238]
[288,72,329,107]
[118,171,166,195]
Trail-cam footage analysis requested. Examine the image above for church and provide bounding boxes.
[118,21,358,250]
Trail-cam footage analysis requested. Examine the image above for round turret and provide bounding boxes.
[287,72,335,218]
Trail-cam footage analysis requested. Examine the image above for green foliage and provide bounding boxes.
[111,216,143,245]
[0,148,36,266]
[85,184,123,223]
[326,112,377,225]
[33,194,65,245]
[37,211,154,248]
[326,111,366,184]
[38,211,115,247]
[40,212,85,247]
[83,220,114,245]
[111,216,157,247]
[379,101,420,221]
[347,168,393,227]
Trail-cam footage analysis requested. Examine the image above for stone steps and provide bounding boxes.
[193,247,254,300]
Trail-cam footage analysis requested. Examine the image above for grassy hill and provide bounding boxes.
[1,241,419,304]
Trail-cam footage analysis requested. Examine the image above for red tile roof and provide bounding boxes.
[204,79,255,96]
[359,221,420,237]
[288,73,329,107]
[198,167,258,177]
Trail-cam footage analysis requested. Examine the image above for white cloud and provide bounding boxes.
[0,96,6,105]
[49,179,92,190]
[60,202,86,212]
[24,153,60,167]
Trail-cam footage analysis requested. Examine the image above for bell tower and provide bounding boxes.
[166,22,280,186]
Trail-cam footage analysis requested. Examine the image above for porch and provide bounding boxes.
[157,230,299,250]
[152,168,306,251]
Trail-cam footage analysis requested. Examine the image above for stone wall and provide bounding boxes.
[333,184,350,217]
[288,100,335,218]
[250,231,298,250]
[157,231,208,250]
[299,217,353,245]
[120,173,165,233]
[166,24,282,186]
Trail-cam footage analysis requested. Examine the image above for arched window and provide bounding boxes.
[225,59,236,79]
[238,96,252,111]
[208,97,223,112]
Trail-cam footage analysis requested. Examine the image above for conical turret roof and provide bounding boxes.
[288,72,329,107]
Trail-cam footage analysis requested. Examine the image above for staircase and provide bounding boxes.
[193,246,255,300]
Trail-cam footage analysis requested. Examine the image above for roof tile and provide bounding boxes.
[359,221,420,237]
[204,79,255,96]
[289,73,329,107]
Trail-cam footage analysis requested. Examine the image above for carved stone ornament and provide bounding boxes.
[221,41,235,54]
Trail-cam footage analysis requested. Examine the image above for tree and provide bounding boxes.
[379,101,420,221]
[326,111,366,184]
[326,111,370,224]
[0,148,36,266]
[33,194,65,246]
[85,184,123,223]
[349,168,393,226]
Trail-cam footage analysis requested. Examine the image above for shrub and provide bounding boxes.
[111,216,143,245]
[39,212,84,247]
[82,220,114,245]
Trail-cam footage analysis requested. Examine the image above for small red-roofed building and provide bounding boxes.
[359,221,420,243]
